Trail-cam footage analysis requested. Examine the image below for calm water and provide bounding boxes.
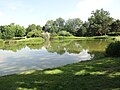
[0,40,109,76]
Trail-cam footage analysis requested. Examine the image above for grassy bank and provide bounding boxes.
[0,57,120,90]
[52,35,119,41]
[17,37,45,45]
[17,37,44,42]
[1,36,120,42]
[2,37,44,45]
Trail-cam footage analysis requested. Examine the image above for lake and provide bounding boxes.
[0,39,110,76]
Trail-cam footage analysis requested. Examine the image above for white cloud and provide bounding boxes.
[65,0,120,21]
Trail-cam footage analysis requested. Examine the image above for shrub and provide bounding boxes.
[106,41,120,57]
[58,31,72,36]
[51,32,58,37]
[27,32,34,38]
[27,30,41,38]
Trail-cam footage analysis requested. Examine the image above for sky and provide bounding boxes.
[0,0,120,27]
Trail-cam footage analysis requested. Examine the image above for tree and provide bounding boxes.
[65,18,82,36]
[44,20,58,33]
[26,24,36,34]
[26,24,42,37]
[15,25,26,37]
[0,32,2,39]
[27,30,41,38]
[1,25,15,39]
[110,19,120,33]
[36,25,42,31]
[56,17,65,32]
[88,9,113,36]
[76,21,89,36]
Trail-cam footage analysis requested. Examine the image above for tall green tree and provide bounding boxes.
[26,24,42,37]
[36,25,42,31]
[76,21,89,36]
[88,9,113,36]
[26,24,36,34]
[56,17,65,32]
[110,19,120,33]
[44,20,58,33]
[1,25,15,39]
[65,18,82,36]
[15,25,26,37]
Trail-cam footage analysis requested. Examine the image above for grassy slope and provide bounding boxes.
[52,35,117,40]
[0,57,120,90]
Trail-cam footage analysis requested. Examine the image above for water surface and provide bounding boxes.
[0,40,109,76]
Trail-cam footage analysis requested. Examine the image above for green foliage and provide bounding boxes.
[36,25,42,31]
[1,25,15,39]
[88,9,113,36]
[27,32,34,38]
[27,30,41,38]
[58,31,72,36]
[26,24,42,35]
[43,18,65,33]
[56,17,65,32]
[76,25,87,36]
[50,32,58,38]
[0,23,26,39]
[26,24,36,34]
[44,20,56,33]
[110,19,120,33]
[0,32,2,39]
[15,25,26,37]
[106,41,120,57]
[65,18,82,36]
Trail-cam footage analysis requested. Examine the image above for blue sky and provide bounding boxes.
[0,0,120,27]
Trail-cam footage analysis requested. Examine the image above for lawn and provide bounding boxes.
[51,35,120,41]
[0,57,120,90]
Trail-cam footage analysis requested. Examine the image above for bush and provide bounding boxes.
[51,32,58,37]
[27,32,34,38]
[27,30,41,38]
[106,41,120,57]
[58,31,72,36]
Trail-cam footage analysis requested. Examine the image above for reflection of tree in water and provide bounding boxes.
[46,40,83,54]
[0,39,109,54]
[0,41,26,52]
[66,41,82,54]
[0,40,44,52]
[27,44,43,50]
[26,41,43,50]
[45,40,110,55]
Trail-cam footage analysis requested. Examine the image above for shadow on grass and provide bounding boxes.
[0,57,120,90]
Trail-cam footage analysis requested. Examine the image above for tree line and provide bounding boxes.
[0,9,120,39]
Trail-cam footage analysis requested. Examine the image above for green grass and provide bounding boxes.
[2,37,44,44]
[17,37,44,42]
[17,37,44,45]
[0,57,120,90]
[1,36,120,42]
[115,36,120,41]
[52,35,117,41]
